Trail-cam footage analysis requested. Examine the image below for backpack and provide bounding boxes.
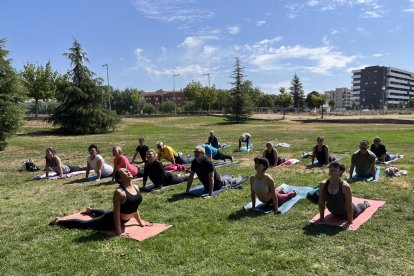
[20,159,40,172]
[306,186,320,204]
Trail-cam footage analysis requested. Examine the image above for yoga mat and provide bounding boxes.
[236,144,253,152]
[220,144,230,149]
[306,157,341,168]
[56,212,172,241]
[188,175,248,197]
[276,159,300,167]
[244,184,313,214]
[377,155,404,165]
[273,143,291,148]
[213,160,239,168]
[309,197,386,231]
[35,171,87,180]
[352,166,380,182]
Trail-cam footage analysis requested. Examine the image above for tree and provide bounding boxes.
[159,100,176,114]
[289,74,305,112]
[274,87,293,119]
[311,93,329,119]
[183,80,218,111]
[143,103,157,115]
[228,57,253,123]
[21,61,58,117]
[50,39,119,134]
[0,38,25,150]
[257,94,275,108]
[328,99,336,110]
[305,91,320,109]
[242,80,262,108]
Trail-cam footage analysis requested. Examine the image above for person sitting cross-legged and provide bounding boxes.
[318,161,370,230]
[349,140,376,180]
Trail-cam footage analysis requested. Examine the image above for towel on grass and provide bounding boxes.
[244,184,313,214]
[34,171,86,180]
[309,197,386,231]
[56,212,172,241]
[351,166,380,182]
[274,143,291,148]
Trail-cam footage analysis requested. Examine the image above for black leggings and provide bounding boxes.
[334,203,368,219]
[57,209,127,231]
[164,173,189,187]
[213,151,232,161]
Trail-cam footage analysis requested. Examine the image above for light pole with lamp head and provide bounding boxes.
[102,64,111,111]
[173,74,180,115]
[203,73,211,114]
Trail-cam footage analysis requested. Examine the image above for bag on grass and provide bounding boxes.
[306,186,320,204]
[20,159,40,172]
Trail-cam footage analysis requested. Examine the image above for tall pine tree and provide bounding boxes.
[50,40,119,134]
[289,74,305,112]
[228,57,252,123]
[0,38,25,150]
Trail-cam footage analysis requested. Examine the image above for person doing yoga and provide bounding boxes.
[207,130,220,149]
[202,144,233,162]
[131,137,149,164]
[311,136,335,166]
[370,137,398,162]
[349,140,376,180]
[112,146,144,182]
[239,133,251,150]
[85,144,113,181]
[50,168,151,235]
[156,141,188,164]
[247,156,296,214]
[262,142,283,166]
[44,147,84,177]
[185,146,223,199]
[143,149,189,190]
[318,161,370,230]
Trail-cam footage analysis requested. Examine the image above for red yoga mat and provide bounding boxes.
[309,197,386,231]
[59,212,172,241]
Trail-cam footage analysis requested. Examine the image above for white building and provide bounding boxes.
[324,87,352,110]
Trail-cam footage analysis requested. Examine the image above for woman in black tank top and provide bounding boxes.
[262,143,282,167]
[312,136,333,166]
[318,162,369,229]
[50,168,151,236]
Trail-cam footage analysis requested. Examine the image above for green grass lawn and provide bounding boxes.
[0,116,413,275]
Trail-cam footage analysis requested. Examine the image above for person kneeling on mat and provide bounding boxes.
[318,161,370,230]
[185,146,223,199]
[262,142,284,167]
[50,168,151,235]
[143,149,189,190]
[349,140,376,180]
[311,136,335,166]
[202,144,233,162]
[247,156,296,214]
[239,133,251,150]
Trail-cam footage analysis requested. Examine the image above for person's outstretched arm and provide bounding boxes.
[371,162,376,180]
[133,211,146,227]
[185,171,195,193]
[311,146,316,165]
[96,159,103,180]
[131,151,138,163]
[273,149,279,166]
[318,181,326,221]
[85,161,91,179]
[207,172,214,197]
[343,183,354,225]
[249,176,256,209]
[113,189,124,236]
[267,176,279,213]
[325,145,330,165]
[55,156,64,177]
[349,159,355,179]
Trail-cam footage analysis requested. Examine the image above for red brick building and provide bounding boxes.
[142,90,185,107]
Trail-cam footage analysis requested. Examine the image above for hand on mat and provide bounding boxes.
[202,195,211,199]
[120,232,130,237]
[343,223,355,231]
[273,210,281,215]
[139,222,153,227]
[246,207,255,212]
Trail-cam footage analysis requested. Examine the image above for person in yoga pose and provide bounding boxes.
[318,161,370,229]
[112,146,144,182]
[207,130,219,149]
[185,146,223,198]
[156,141,188,164]
[143,149,189,189]
[132,137,149,164]
[311,136,335,166]
[202,144,233,162]
[85,144,113,181]
[239,133,251,150]
[262,142,283,167]
[247,156,296,214]
[370,137,397,162]
[44,148,84,177]
[50,168,151,235]
[349,140,376,180]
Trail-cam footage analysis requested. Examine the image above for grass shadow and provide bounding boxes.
[227,208,265,221]
[73,232,112,243]
[302,223,344,236]
[167,192,194,202]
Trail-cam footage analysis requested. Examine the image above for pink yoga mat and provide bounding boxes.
[309,197,386,231]
[59,212,172,241]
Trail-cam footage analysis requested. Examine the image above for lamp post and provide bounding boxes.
[102,64,111,111]
[381,85,386,114]
[203,73,211,114]
[173,74,180,115]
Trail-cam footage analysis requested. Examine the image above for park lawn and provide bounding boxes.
[0,116,413,275]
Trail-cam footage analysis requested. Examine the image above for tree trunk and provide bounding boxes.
[35,99,39,118]
[321,107,324,119]
[282,108,286,119]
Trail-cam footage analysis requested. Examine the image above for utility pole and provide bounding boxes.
[102,64,111,111]
[203,73,211,114]
[173,74,180,115]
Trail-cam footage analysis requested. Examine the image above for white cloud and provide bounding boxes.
[372,53,383,57]
[356,26,370,35]
[256,20,266,26]
[403,0,414,12]
[227,25,241,35]
[257,37,283,45]
[133,0,214,22]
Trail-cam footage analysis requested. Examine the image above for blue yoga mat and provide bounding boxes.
[188,176,248,197]
[352,166,381,182]
[236,144,253,152]
[244,184,313,214]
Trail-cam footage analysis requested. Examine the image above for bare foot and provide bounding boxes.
[49,217,60,226]
[364,200,371,208]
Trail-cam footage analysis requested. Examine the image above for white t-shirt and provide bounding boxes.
[87,154,113,177]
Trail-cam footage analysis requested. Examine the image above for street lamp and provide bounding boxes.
[381,85,386,114]
[102,64,111,111]
[203,73,211,114]
[173,73,180,115]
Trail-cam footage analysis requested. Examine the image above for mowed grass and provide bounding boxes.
[0,116,413,275]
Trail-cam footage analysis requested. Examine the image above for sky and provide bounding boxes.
[2,0,414,94]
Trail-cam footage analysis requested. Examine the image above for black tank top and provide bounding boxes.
[314,145,327,164]
[120,186,142,214]
[265,149,276,166]
[324,179,346,216]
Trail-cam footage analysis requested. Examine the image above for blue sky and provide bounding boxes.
[2,0,414,94]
